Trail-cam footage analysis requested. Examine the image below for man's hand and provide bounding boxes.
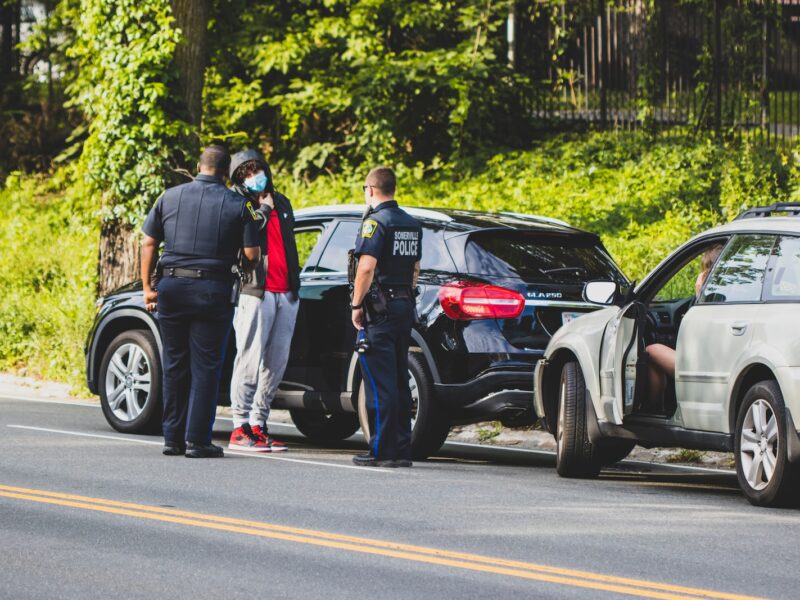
[140,234,160,313]
[351,307,365,330]
[144,288,158,313]
[259,192,274,209]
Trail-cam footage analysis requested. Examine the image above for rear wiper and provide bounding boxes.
[541,267,587,275]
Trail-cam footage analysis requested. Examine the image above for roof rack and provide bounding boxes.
[735,203,800,220]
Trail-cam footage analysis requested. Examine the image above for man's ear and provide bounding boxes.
[196,162,201,173]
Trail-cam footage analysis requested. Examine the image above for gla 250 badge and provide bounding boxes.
[527,291,563,300]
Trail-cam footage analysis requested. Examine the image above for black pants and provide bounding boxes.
[359,298,414,461]
[157,277,233,445]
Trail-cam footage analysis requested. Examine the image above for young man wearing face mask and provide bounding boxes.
[227,150,301,452]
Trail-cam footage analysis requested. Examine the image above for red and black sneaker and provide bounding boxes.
[229,424,270,452]
[252,424,287,452]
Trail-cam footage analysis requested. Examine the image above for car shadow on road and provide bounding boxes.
[211,423,742,488]
[211,426,559,468]
[599,465,742,498]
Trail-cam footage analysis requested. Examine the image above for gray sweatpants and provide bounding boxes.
[230,292,299,428]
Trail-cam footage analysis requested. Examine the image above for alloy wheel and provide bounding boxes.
[104,343,151,422]
[557,378,566,456]
[739,398,779,491]
[409,368,420,429]
[359,368,419,441]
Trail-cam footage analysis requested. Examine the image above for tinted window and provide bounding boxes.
[700,234,776,303]
[765,236,800,301]
[420,226,454,272]
[464,233,626,284]
[311,220,361,273]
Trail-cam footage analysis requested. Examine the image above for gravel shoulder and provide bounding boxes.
[0,371,734,470]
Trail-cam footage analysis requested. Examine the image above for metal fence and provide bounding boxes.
[519,0,800,144]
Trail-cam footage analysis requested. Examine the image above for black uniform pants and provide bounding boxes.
[359,298,415,461]
[157,277,234,446]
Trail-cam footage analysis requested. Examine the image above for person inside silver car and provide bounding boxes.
[646,243,725,403]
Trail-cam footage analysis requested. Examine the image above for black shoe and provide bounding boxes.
[394,459,413,468]
[185,442,224,458]
[352,453,398,467]
[163,443,186,456]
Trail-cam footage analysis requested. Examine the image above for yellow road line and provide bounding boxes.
[0,484,763,600]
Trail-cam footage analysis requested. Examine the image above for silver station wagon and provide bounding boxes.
[534,203,800,507]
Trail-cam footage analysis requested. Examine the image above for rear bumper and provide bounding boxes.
[435,368,535,425]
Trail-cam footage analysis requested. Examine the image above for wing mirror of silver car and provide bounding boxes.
[583,281,618,305]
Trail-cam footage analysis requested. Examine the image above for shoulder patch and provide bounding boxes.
[245,201,259,221]
[361,219,378,239]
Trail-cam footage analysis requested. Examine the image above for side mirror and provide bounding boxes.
[584,281,617,305]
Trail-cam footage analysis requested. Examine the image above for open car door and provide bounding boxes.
[600,302,648,423]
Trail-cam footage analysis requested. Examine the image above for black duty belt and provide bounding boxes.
[164,267,232,282]
[381,286,414,300]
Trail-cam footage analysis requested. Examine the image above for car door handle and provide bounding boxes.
[730,322,748,336]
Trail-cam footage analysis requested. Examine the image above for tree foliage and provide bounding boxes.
[205,0,532,175]
[65,0,190,225]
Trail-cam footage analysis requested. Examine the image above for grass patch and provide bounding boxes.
[666,449,706,464]
[0,167,99,390]
[477,421,504,443]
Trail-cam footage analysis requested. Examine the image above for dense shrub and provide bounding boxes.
[0,167,98,387]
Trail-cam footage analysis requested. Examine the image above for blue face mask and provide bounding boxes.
[244,171,268,193]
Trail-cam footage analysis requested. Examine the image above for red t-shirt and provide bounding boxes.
[265,209,290,293]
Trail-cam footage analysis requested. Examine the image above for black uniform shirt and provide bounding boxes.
[143,174,261,272]
[354,200,422,287]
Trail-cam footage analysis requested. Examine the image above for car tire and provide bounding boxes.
[357,352,449,461]
[99,330,162,434]
[555,360,601,478]
[594,439,635,467]
[289,410,360,443]
[734,380,800,507]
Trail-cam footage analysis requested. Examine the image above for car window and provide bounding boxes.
[700,234,776,304]
[464,232,627,285]
[295,228,324,271]
[653,255,704,302]
[652,240,727,302]
[310,220,361,273]
[765,236,800,302]
[420,225,454,272]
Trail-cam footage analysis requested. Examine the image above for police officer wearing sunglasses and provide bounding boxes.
[350,167,422,468]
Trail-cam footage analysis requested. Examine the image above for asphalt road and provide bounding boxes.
[0,395,796,600]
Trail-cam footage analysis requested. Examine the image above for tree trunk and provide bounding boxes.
[96,2,209,296]
[1,1,20,82]
[97,220,141,297]
[170,0,210,126]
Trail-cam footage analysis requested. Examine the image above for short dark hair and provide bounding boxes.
[232,160,262,184]
[198,144,230,174]
[366,166,396,196]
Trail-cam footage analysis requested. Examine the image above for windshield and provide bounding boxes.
[464,232,627,285]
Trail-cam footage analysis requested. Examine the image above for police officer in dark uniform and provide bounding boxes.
[141,145,262,458]
[350,167,422,468]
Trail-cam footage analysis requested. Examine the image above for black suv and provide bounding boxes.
[85,205,628,459]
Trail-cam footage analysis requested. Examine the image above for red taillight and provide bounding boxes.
[438,281,525,320]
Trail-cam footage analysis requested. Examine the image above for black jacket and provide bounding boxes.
[228,149,300,298]
[240,192,300,298]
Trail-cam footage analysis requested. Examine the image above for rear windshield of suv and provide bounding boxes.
[464,232,627,285]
